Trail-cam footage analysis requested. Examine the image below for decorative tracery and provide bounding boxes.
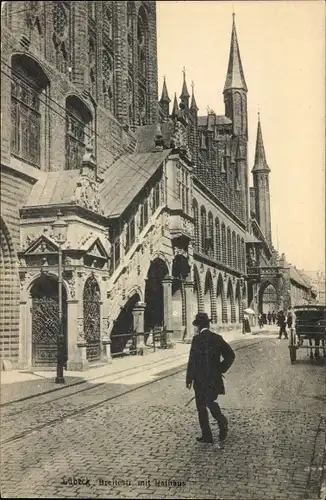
[52,2,70,75]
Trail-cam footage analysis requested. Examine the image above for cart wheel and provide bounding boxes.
[290,346,296,364]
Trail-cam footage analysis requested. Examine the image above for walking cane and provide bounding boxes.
[185,395,195,407]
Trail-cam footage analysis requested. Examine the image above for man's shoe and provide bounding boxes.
[219,416,228,441]
[196,436,213,444]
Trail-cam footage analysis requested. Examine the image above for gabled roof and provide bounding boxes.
[100,150,172,217]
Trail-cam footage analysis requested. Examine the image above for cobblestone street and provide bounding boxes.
[1,333,325,499]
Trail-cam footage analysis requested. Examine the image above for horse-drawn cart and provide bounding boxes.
[289,305,326,364]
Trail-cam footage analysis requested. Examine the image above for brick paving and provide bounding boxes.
[1,335,325,499]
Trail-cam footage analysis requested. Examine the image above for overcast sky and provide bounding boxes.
[157,1,325,273]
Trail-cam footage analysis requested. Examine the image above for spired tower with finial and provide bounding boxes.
[159,76,171,121]
[180,66,190,112]
[223,13,248,138]
[252,112,272,245]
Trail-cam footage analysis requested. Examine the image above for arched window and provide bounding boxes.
[65,95,92,170]
[200,206,207,254]
[227,227,232,266]
[102,50,114,112]
[137,7,148,125]
[139,196,149,232]
[125,215,135,253]
[237,235,241,270]
[89,35,96,96]
[104,1,113,40]
[127,3,134,125]
[152,182,160,212]
[11,55,49,168]
[232,231,236,269]
[192,200,199,251]
[127,2,134,66]
[52,1,71,75]
[221,224,226,264]
[208,212,214,259]
[215,218,221,261]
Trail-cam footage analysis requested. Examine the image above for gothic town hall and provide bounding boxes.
[0,1,313,370]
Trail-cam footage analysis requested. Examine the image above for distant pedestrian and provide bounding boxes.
[272,311,276,324]
[277,310,287,339]
[258,313,264,328]
[186,313,235,444]
[244,313,251,333]
[267,312,272,325]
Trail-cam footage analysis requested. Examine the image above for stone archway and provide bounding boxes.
[204,271,216,323]
[226,279,236,323]
[83,276,101,362]
[110,293,140,357]
[30,274,67,367]
[171,254,190,335]
[216,274,224,324]
[0,218,19,367]
[259,281,278,316]
[144,258,169,331]
[193,265,202,314]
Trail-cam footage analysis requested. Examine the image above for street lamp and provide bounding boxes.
[51,210,68,384]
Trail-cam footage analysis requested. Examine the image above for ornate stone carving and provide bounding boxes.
[76,318,85,344]
[72,175,104,215]
[65,271,76,299]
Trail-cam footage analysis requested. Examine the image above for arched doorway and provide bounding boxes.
[30,275,67,367]
[110,293,140,357]
[204,271,215,322]
[171,254,190,335]
[260,282,278,316]
[83,276,101,362]
[0,218,18,364]
[216,274,224,324]
[144,258,169,331]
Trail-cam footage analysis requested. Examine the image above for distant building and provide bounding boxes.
[302,271,326,305]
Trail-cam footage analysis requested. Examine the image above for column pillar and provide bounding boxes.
[162,275,174,346]
[183,280,195,344]
[132,302,147,354]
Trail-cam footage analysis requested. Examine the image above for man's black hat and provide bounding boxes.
[192,312,211,327]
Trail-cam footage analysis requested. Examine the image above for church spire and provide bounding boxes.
[160,76,170,104]
[159,76,171,120]
[252,113,270,172]
[190,81,198,112]
[180,67,190,109]
[223,13,247,93]
[171,92,179,118]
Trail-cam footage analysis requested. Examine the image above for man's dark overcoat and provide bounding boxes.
[186,329,235,398]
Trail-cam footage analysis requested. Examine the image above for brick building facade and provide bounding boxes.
[0,1,313,370]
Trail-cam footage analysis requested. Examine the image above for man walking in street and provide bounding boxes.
[277,310,288,339]
[186,313,235,444]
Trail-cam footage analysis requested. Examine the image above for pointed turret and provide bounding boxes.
[252,113,270,172]
[190,81,198,113]
[179,67,190,110]
[160,76,170,104]
[159,76,171,119]
[171,92,179,119]
[224,13,247,93]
